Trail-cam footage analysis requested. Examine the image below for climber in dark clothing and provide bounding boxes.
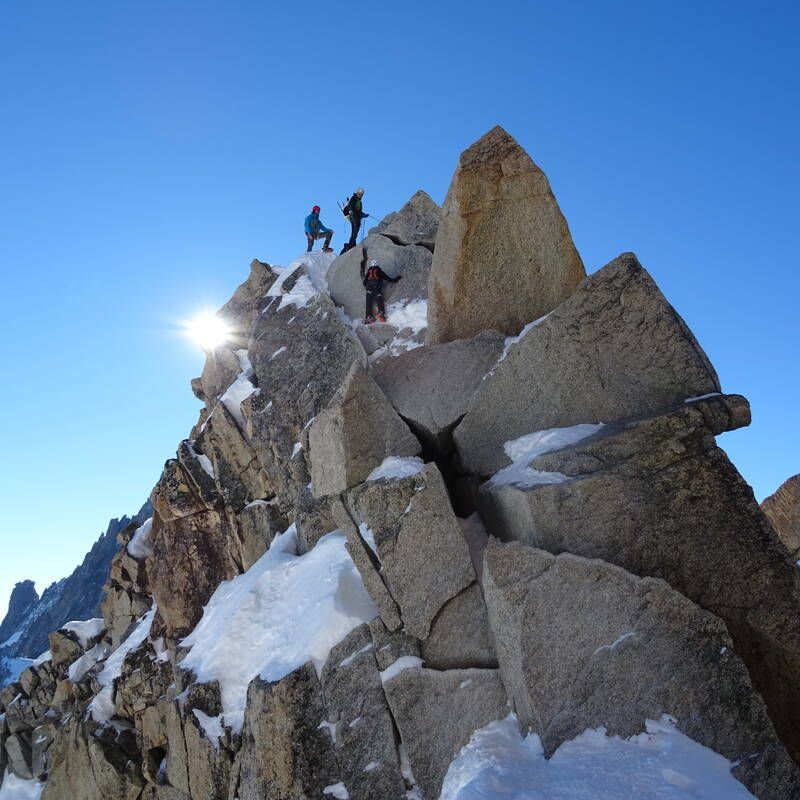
[343,188,369,250]
[362,258,399,323]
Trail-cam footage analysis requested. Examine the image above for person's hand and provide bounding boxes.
[362,213,370,218]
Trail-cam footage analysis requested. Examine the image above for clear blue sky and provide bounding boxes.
[1,1,798,620]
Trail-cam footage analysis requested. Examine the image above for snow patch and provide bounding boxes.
[192,709,225,749]
[32,650,51,667]
[318,719,338,744]
[379,656,424,685]
[219,350,256,428]
[322,783,349,799]
[486,423,604,490]
[89,608,156,722]
[358,524,379,559]
[270,346,287,360]
[61,618,105,648]
[68,641,110,683]
[180,527,377,733]
[367,456,425,482]
[0,771,43,800]
[127,517,154,559]
[339,643,372,668]
[684,392,722,403]
[385,299,427,335]
[266,252,335,311]
[439,714,755,800]
[593,632,636,656]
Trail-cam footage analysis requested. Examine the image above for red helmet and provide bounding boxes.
[312,205,320,213]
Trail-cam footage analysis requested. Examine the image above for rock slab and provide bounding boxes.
[427,125,585,344]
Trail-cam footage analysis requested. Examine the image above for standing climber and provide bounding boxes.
[362,258,400,324]
[305,205,334,253]
[343,188,369,252]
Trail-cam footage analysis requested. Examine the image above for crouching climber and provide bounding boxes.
[305,205,334,253]
[362,258,400,324]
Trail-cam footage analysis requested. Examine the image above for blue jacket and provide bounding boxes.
[305,212,331,236]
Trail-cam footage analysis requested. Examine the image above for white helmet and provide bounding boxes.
[369,259,379,267]
[355,187,365,196]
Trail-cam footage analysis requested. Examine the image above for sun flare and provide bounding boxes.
[184,311,231,351]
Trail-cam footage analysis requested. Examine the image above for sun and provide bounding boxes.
[184,311,231,351]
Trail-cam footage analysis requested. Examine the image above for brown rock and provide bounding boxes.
[427,125,585,344]
[762,473,800,559]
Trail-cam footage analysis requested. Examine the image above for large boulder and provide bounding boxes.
[42,718,145,800]
[344,464,475,639]
[482,541,800,800]
[217,258,280,345]
[139,683,233,800]
[372,329,505,451]
[369,189,441,250]
[232,663,340,800]
[147,510,240,638]
[454,252,721,475]
[243,264,367,516]
[426,125,585,345]
[762,473,800,560]
[327,233,432,322]
[382,666,508,800]
[308,365,421,497]
[479,394,800,763]
[319,625,406,799]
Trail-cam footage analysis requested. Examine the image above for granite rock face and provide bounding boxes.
[5,134,800,800]
[372,329,505,451]
[454,252,721,475]
[479,394,800,762]
[762,472,800,559]
[427,126,585,345]
[308,365,421,497]
[482,541,800,799]
[327,233,433,323]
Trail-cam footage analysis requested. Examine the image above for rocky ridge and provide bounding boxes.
[0,503,151,687]
[2,127,799,799]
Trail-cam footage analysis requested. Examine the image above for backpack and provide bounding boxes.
[342,200,351,217]
[365,266,382,283]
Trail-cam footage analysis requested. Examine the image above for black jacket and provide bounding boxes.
[344,194,366,221]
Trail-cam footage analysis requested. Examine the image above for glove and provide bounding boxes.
[362,213,370,218]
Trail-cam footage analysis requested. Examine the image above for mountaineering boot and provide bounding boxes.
[322,245,334,253]
[376,313,386,323]
[364,315,375,324]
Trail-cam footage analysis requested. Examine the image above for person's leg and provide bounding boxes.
[306,234,313,253]
[365,289,374,321]
[376,290,386,320]
[323,231,333,250]
[349,217,360,247]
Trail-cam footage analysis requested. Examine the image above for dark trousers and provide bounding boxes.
[365,285,385,319]
[348,216,362,247]
[306,231,332,252]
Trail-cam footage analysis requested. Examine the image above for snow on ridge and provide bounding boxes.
[367,456,426,482]
[386,299,427,335]
[192,709,225,750]
[61,618,105,649]
[0,770,44,799]
[486,423,605,490]
[379,655,424,685]
[266,252,336,311]
[127,517,154,559]
[180,526,377,733]
[90,608,156,723]
[219,349,256,428]
[439,713,757,800]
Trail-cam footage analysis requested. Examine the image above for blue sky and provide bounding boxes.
[0,1,798,621]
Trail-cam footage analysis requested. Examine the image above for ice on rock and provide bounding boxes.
[486,423,604,489]
[439,714,756,800]
[127,517,154,559]
[367,456,426,482]
[180,526,378,733]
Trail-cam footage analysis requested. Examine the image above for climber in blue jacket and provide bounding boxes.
[304,206,334,253]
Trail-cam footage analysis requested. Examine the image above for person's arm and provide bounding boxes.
[319,220,332,233]
[304,216,313,235]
